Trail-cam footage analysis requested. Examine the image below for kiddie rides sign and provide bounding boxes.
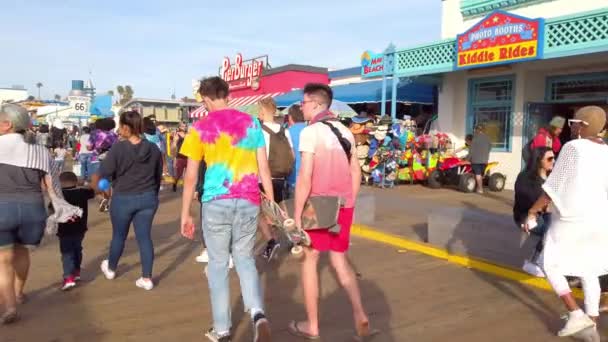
[456,10,544,70]
[221,53,265,90]
[361,51,384,78]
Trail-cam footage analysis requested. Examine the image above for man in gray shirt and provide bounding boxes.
[469,123,492,194]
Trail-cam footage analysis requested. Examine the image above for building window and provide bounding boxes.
[546,72,608,102]
[468,76,515,151]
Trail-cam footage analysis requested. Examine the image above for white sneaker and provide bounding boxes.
[196,249,209,263]
[135,277,154,291]
[558,313,595,336]
[522,259,545,277]
[100,260,115,280]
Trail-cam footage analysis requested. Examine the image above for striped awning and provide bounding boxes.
[189,92,284,118]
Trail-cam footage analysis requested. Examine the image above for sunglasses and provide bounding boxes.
[568,119,589,127]
[545,156,555,162]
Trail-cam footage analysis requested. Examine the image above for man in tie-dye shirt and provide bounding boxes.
[179,77,273,342]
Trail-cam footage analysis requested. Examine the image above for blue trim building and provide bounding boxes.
[374,0,608,188]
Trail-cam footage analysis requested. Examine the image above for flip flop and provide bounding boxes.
[1,309,19,325]
[288,320,320,340]
[353,321,380,341]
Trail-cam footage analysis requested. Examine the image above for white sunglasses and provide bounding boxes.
[568,119,589,127]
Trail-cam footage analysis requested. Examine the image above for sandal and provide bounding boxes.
[288,320,320,340]
[16,294,27,305]
[1,309,19,325]
[353,321,380,341]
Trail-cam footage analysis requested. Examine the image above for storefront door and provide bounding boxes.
[524,102,554,144]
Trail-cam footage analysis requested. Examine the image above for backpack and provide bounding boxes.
[262,124,294,178]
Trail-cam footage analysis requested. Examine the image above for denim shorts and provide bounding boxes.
[0,200,47,249]
[471,163,486,176]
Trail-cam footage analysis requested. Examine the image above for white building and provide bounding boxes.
[0,87,28,103]
[384,0,608,188]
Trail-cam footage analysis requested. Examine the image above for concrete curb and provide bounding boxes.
[352,224,583,299]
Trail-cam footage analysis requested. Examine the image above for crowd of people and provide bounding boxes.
[0,78,377,342]
[3,78,608,340]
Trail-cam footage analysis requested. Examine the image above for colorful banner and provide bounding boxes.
[361,51,385,78]
[456,10,544,70]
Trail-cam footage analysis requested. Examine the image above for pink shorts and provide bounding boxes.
[307,207,354,253]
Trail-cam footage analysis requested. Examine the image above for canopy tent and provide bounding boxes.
[274,80,435,107]
[189,92,284,119]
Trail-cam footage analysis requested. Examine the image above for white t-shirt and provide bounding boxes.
[54,148,67,161]
[261,122,293,158]
[79,134,92,154]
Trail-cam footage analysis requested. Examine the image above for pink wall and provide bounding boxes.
[230,70,329,98]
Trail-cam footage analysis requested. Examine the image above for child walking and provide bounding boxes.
[57,171,95,290]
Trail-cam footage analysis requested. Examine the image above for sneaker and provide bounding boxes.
[61,276,77,291]
[253,312,271,342]
[522,259,545,277]
[262,239,280,261]
[73,269,81,281]
[205,328,231,342]
[100,260,116,280]
[558,312,595,336]
[135,277,154,291]
[196,249,209,263]
[99,198,109,212]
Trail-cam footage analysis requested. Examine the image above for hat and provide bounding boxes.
[352,113,373,124]
[377,115,392,126]
[574,106,607,137]
[549,116,566,129]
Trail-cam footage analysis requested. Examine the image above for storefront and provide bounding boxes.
[190,53,328,118]
[377,0,608,188]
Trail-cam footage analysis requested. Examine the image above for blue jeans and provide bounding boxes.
[108,192,159,278]
[0,199,46,248]
[166,156,175,177]
[78,154,97,181]
[59,234,84,278]
[202,199,263,333]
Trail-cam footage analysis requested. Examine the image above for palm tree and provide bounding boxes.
[116,86,124,104]
[124,85,134,103]
[54,94,61,101]
[36,82,43,100]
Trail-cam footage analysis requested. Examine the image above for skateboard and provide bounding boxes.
[260,193,311,255]
[279,196,345,234]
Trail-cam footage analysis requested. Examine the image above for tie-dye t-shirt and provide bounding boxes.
[179,109,265,205]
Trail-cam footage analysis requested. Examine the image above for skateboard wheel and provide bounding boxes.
[291,246,303,255]
[284,218,295,228]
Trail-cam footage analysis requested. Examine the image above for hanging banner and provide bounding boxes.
[456,10,544,70]
[361,51,385,78]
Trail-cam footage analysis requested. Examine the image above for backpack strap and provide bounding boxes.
[319,120,352,161]
[261,124,275,135]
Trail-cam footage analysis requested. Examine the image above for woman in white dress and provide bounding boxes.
[525,106,608,337]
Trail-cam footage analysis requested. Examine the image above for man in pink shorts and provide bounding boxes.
[288,83,374,340]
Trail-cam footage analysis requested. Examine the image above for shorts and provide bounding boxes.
[259,179,286,204]
[471,164,486,176]
[0,200,47,249]
[307,207,354,253]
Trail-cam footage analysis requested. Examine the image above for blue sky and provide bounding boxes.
[1,0,441,99]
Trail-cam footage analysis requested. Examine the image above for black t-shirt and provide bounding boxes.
[97,140,163,195]
[57,187,95,237]
[513,172,545,225]
[176,135,187,159]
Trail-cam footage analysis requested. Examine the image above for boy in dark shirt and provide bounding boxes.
[57,172,95,290]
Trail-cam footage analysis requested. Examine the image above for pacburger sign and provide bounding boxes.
[456,10,544,70]
[221,53,266,90]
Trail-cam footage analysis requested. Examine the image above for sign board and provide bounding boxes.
[455,10,544,70]
[68,95,91,115]
[220,53,266,90]
[361,51,384,78]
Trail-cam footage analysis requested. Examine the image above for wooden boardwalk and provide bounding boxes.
[1,189,590,341]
